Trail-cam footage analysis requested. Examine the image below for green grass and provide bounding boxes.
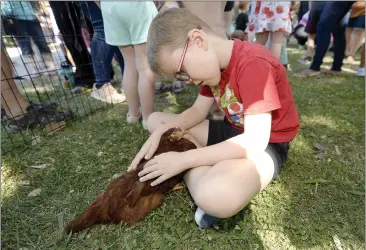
[2,46,365,250]
[1,75,115,153]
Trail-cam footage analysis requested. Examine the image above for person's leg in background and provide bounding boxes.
[90,31,126,103]
[279,37,289,69]
[1,49,29,118]
[255,32,270,46]
[269,31,286,60]
[25,19,56,72]
[12,19,35,60]
[134,43,155,124]
[112,46,125,77]
[356,43,365,76]
[223,1,235,37]
[328,12,350,72]
[1,48,72,131]
[345,26,353,59]
[309,2,354,72]
[49,1,95,88]
[298,8,321,65]
[345,16,365,62]
[109,45,125,85]
[298,33,316,64]
[182,2,227,39]
[119,45,140,122]
[182,1,227,119]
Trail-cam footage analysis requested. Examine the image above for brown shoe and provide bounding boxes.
[293,68,321,78]
[321,69,345,76]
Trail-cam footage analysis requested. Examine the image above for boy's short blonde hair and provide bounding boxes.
[147,8,215,75]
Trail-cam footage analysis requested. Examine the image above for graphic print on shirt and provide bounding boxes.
[210,84,245,127]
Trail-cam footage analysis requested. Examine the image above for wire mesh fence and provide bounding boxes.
[1,1,123,154]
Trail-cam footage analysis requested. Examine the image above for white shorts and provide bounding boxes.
[101,2,158,46]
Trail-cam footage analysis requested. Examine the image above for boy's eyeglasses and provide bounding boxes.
[175,26,202,82]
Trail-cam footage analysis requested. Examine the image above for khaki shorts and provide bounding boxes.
[101,2,157,46]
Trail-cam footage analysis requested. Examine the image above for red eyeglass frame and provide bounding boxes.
[175,25,202,81]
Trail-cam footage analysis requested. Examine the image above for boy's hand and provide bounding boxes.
[127,130,164,172]
[138,152,189,186]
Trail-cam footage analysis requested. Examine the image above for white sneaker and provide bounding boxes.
[194,207,217,229]
[356,67,365,77]
[91,83,126,104]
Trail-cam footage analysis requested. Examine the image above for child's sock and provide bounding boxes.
[194,207,218,229]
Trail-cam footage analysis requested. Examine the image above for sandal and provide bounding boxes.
[126,112,141,124]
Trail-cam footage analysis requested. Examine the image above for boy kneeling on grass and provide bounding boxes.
[128,9,300,229]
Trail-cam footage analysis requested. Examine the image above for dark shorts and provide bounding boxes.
[305,9,323,34]
[348,16,365,29]
[207,119,290,180]
[224,1,235,12]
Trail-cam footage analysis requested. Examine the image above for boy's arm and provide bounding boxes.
[156,94,214,132]
[183,112,272,168]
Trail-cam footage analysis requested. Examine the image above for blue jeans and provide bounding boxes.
[91,31,125,87]
[310,1,354,71]
[76,1,124,88]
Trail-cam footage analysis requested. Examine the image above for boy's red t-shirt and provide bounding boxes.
[200,39,299,143]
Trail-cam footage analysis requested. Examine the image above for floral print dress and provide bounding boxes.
[246,1,292,34]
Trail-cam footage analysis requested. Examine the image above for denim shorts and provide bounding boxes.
[348,16,365,29]
[207,119,289,180]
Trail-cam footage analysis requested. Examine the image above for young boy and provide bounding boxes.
[128,9,299,229]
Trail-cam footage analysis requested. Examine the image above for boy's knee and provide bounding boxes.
[146,112,164,133]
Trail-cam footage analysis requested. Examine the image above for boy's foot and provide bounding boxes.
[195,207,218,229]
[356,67,365,77]
[298,56,312,65]
[293,68,320,78]
[91,83,126,104]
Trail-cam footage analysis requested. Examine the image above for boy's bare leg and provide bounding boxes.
[184,154,274,218]
[119,45,140,118]
[147,111,275,218]
[1,50,29,118]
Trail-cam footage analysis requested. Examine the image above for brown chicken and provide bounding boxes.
[65,128,197,234]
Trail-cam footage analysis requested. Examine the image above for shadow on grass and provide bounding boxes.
[280,54,365,248]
